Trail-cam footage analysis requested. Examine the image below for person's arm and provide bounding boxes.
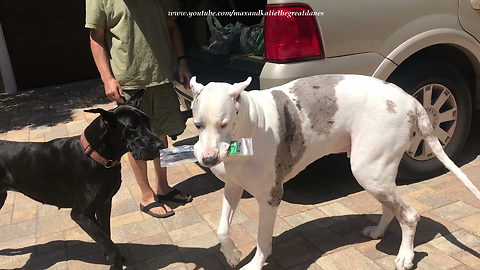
[90,29,124,103]
[167,19,192,89]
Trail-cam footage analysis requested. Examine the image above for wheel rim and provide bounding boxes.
[407,83,458,161]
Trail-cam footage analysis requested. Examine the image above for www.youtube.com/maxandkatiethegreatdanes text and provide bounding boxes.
[168,10,325,18]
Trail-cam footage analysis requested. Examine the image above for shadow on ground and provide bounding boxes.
[0,106,478,269]
[0,80,108,133]
[0,214,477,270]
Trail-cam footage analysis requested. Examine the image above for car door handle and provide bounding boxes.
[472,0,480,9]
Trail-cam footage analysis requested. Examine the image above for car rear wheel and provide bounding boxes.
[388,60,472,181]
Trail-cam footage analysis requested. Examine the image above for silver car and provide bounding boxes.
[175,0,480,180]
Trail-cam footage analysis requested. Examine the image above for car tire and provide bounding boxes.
[388,60,472,181]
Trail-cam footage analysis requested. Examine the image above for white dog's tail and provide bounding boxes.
[415,100,480,200]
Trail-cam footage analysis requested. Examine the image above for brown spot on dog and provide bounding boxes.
[406,110,416,139]
[270,90,306,207]
[386,100,397,114]
[406,110,416,125]
[290,75,342,135]
[417,109,435,138]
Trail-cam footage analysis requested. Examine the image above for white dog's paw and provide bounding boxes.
[238,254,267,270]
[361,226,385,239]
[394,250,414,270]
[220,242,242,267]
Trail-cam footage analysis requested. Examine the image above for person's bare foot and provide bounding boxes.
[140,197,173,217]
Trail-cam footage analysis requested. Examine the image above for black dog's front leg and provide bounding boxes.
[0,192,7,209]
[96,199,112,237]
[71,208,122,270]
[96,199,127,263]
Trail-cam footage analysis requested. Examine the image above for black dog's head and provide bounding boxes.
[84,90,164,161]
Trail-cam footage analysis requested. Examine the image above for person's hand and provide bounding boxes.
[178,60,193,89]
[104,77,124,103]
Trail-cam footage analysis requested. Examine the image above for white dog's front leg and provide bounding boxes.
[241,200,278,270]
[218,183,244,267]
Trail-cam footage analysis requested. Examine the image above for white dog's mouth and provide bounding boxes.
[194,147,222,168]
[202,163,219,168]
[195,141,230,168]
[200,156,221,168]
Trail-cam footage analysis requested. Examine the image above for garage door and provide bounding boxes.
[0,0,99,90]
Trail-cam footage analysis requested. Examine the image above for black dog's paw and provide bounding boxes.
[105,252,128,265]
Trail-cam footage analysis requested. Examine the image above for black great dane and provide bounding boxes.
[0,90,163,269]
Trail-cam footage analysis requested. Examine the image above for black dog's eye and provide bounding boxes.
[128,125,138,130]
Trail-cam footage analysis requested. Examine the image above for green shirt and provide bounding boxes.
[85,0,179,89]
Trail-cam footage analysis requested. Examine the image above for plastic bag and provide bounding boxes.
[160,138,253,167]
[252,29,264,56]
[240,17,264,54]
[227,138,253,156]
[207,15,246,55]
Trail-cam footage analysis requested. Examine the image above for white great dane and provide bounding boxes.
[189,74,480,270]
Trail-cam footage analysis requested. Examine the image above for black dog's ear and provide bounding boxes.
[84,108,107,114]
[126,89,145,108]
[84,108,115,128]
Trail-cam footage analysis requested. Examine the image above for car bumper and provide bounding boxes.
[259,52,387,89]
[174,52,389,109]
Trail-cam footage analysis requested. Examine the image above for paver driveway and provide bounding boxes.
[0,79,480,269]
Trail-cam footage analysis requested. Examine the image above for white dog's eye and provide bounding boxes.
[220,123,228,129]
[194,123,202,129]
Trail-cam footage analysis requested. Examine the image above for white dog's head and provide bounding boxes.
[190,76,252,167]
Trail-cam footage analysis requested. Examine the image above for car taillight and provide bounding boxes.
[264,4,324,63]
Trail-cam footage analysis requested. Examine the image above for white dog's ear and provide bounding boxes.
[190,76,204,97]
[229,77,252,98]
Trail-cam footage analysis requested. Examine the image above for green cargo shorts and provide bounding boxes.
[121,83,186,137]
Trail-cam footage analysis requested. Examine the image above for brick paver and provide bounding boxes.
[1,79,480,269]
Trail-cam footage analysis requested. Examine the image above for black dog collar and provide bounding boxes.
[80,133,120,168]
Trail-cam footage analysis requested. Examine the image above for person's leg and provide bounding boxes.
[148,84,191,202]
[128,153,173,215]
[122,89,174,216]
[153,135,191,201]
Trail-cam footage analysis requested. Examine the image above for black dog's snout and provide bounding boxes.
[148,140,164,151]
[202,157,218,166]
[154,141,164,149]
